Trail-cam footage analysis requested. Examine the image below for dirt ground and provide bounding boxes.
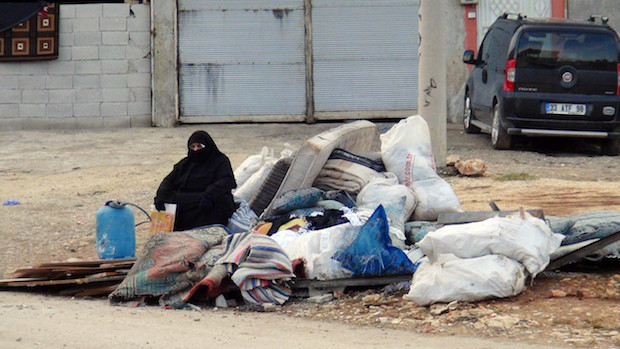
[1,121,619,348]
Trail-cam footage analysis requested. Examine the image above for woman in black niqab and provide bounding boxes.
[154,130,237,231]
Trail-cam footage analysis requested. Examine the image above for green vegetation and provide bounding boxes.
[494,172,536,181]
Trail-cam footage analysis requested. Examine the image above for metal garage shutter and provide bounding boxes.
[312,0,419,119]
[178,0,306,122]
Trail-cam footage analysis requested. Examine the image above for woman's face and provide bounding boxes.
[189,142,205,151]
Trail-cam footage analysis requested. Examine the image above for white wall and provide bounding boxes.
[0,3,151,130]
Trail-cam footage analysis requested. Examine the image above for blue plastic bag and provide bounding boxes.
[334,205,417,277]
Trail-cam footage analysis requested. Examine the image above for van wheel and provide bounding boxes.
[601,138,620,156]
[491,103,512,150]
[463,92,481,134]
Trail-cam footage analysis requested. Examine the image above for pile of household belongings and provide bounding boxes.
[109,115,620,309]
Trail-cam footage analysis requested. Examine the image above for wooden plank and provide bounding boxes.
[37,259,135,268]
[58,283,121,297]
[12,262,134,278]
[292,274,412,289]
[0,275,126,288]
[546,230,620,271]
[437,209,545,225]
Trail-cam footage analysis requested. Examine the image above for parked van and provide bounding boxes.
[462,13,620,155]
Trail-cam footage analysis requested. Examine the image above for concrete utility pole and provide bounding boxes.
[418,0,447,167]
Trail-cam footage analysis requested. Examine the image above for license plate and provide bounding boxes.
[545,103,586,115]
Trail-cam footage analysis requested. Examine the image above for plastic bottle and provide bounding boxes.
[95,201,136,260]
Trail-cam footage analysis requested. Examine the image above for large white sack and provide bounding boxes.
[356,173,416,249]
[412,177,462,221]
[233,161,275,203]
[234,147,273,188]
[380,115,461,220]
[417,212,565,276]
[284,223,359,280]
[404,254,527,306]
[380,115,436,186]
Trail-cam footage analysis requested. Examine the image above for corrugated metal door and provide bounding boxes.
[312,0,419,120]
[178,0,306,122]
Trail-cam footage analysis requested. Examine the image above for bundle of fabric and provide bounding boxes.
[109,227,295,308]
[313,149,384,194]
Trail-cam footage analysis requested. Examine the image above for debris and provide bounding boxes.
[454,159,487,176]
[2,200,20,206]
[446,155,461,166]
[307,293,334,304]
[550,290,567,298]
[362,294,381,306]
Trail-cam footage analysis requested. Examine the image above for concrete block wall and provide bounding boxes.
[0,3,151,130]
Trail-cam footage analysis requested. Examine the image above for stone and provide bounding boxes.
[455,159,488,176]
[362,294,381,306]
[307,294,334,304]
[550,290,567,298]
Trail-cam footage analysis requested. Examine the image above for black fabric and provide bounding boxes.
[155,131,237,231]
[0,2,45,33]
[329,149,386,172]
[306,209,349,230]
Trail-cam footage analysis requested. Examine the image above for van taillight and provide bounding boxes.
[617,63,620,96]
[504,59,516,92]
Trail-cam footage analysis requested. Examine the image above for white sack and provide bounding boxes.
[356,173,417,249]
[233,161,275,203]
[412,177,462,221]
[417,212,565,276]
[234,147,273,188]
[380,115,461,220]
[404,254,527,306]
[284,223,358,280]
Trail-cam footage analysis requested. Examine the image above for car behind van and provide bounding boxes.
[462,13,620,155]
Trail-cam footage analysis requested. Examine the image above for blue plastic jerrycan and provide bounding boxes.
[95,200,136,260]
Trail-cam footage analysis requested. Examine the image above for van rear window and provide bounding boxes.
[516,30,617,69]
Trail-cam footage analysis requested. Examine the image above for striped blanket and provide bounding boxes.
[184,232,295,305]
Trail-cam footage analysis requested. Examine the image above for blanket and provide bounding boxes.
[313,159,382,193]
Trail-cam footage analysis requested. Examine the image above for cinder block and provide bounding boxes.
[60,4,76,19]
[129,4,150,19]
[76,89,102,103]
[103,88,130,102]
[74,103,100,117]
[127,73,150,88]
[129,87,151,102]
[99,45,126,60]
[59,19,73,34]
[0,104,19,118]
[20,76,45,89]
[0,90,21,103]
[129,32,150,47]
[126,45,150,59]
[48,61,75,75]
[47,103,73,118]
[103,115,130,128]
[76,116,104,129]
[100,74,127,88]
[74,75,100,88]
[0,63,22,75]
[127,17,150,32]
[101,102,128,116]
[75,61,101,74]
[49,117,78,130]
[103,32,129,45]
[101,18,126,31]
[22,90,49,104]
[103,4,129,18]
[21,117,50,130]
[74,32,102,46]
[57,47,72,61]
[73,18,100,32]
[75,4,103,18]
[21,62,48,75]
[102,60,128,74]
[59,32,74,46]
[19,104,46,118]
[130,114,152,128]
[0,118,22,130]
[73,46,99,60]
[46,75,73,89]
[2,76,20,88]
[128,101,150,116]
[49,89,76,104]
[128,58,150,73]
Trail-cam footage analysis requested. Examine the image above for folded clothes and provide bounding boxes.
[314,159,382,193]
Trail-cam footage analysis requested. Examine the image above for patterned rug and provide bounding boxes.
[0,2,59,61]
